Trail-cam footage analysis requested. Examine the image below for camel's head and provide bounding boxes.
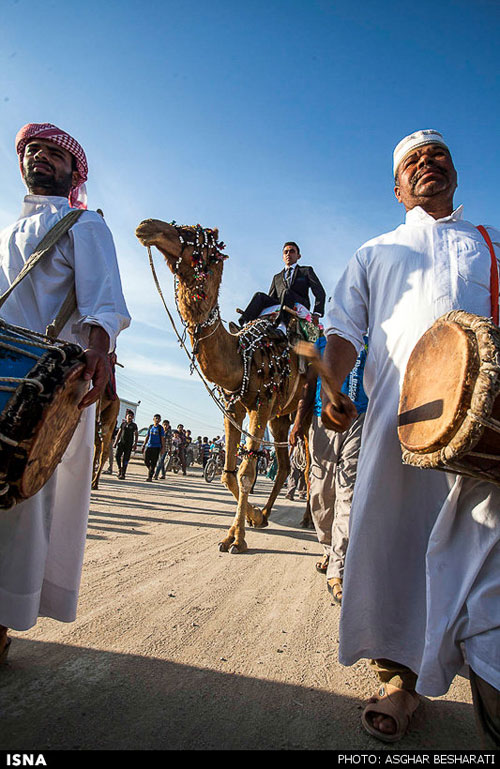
[136,218,228,323]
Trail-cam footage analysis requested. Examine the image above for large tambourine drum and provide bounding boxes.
[0,319,89,509]
[398,311,500,485]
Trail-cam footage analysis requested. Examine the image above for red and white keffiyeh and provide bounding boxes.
[15,122,89,209]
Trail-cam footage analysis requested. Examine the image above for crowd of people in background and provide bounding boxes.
[103,411,229,482]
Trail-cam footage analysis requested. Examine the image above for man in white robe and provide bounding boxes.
[0,123,130,660]
[322,130,500,746]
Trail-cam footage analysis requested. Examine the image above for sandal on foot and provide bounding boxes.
[0,637,11,664]
[361,684,420,743]
[315,555,330,574]
[327,577,343,604]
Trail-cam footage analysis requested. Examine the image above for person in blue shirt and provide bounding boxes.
[290,333,368,604]
[142,414,166,482]
[201,437,211,468]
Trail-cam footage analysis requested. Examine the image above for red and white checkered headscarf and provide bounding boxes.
[15,122,88,209]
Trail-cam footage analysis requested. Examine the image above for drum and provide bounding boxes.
[0,319,88,509]
[398,311,500,485]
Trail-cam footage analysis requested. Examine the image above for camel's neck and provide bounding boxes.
[188,316,243,393]
[174,272,243,393]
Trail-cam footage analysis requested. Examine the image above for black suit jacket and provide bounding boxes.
[268,265,326,316]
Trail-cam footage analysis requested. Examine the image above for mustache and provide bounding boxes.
[24,164,73,197]
[27,159,55,175]
[411,164,446,190]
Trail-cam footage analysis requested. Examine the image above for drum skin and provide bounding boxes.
[398,321,479,453]
[398,311,500,485]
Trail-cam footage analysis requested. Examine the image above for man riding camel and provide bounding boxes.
[237,241,326,330]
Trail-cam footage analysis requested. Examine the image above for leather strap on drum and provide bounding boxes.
[0,209,84,317]
[477,225,499,325]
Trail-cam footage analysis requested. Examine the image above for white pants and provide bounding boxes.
[0,406,95,630]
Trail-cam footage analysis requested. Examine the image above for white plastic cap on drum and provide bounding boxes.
[393,130,449,178]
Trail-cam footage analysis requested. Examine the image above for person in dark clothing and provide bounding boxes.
[238,242,326,327]
[177,424,188,475]
[114,410,138,480]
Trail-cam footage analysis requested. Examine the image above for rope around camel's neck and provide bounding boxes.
[174,275,223,351]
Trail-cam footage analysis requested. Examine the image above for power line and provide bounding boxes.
[115,369,225,431]
[116,370,220,422]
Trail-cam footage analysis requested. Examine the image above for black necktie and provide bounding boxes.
[285,268,292,287]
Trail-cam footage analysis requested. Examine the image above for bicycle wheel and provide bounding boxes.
[204,459,216,483]
[257,456,268,475]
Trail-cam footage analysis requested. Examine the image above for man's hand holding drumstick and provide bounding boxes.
[294,335,359,433]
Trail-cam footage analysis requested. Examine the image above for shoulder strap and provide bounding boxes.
[477,225,499,325]
[45,285,77,340]
[0,209,85,341]
[0,209,84,311]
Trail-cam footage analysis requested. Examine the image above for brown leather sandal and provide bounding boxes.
[361,684,420,743]
[315,554,330,574]
[0,637,11,664]
[327,577,343,604]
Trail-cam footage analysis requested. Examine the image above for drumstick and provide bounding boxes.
[293,341,345,412]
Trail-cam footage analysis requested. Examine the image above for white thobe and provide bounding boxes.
[0,195,131,630]
[326,205,500,697]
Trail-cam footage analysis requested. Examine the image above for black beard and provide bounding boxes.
[24,167,73,197]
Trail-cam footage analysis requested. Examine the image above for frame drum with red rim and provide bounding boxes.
[398,311,500,485]
[0,320,88,509]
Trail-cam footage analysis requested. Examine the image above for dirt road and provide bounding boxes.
[1,461,480,751]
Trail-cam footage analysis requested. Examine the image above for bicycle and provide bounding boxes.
[186,446,195,467]
[203,446,225,483]
[257,449,270,475]
[166,447,182,474]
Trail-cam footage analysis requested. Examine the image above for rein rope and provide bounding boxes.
[145,234,290,449]
[291,437,308,471]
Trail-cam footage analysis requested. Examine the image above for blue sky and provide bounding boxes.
[1,0,499,435]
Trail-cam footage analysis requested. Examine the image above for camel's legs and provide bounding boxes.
[92,404,103,490]
[260,414,292,523]
[220,402,246,505]
[299,432,314,528]
[92,398,120,490]
[218,406,271,554]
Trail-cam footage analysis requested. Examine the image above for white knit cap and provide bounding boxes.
[393,129,448,178]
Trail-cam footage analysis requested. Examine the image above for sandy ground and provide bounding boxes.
[0,460,481,752]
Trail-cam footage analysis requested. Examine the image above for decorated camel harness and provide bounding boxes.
[136,218,309,553]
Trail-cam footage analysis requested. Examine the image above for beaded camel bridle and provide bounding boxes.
[164,222,228,353]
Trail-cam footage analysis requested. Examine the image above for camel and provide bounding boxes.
[92,393,120,490]
[297,430,314,529]
[135,218,307,553]
[91,355,121,491]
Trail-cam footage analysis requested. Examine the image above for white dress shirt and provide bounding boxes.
[326,205,500,696]
[0,195,131,349]
[0,195,130,631]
